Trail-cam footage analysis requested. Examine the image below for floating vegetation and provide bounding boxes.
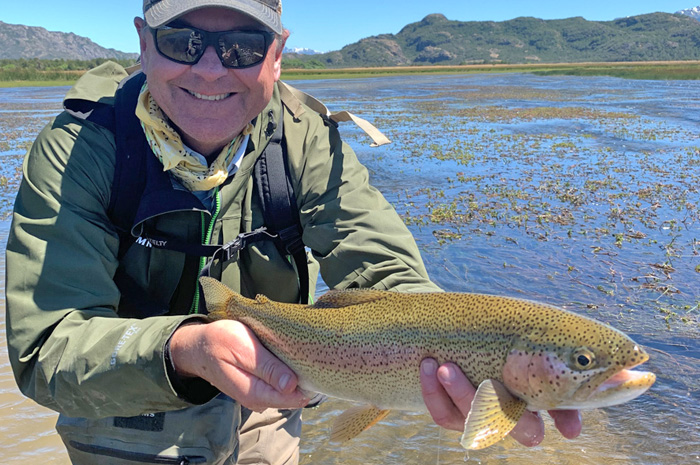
[453,105,637,122]
[0,88,62,219]
[326,74,700,333]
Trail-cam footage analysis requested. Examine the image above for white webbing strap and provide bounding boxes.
[278,81,391,147]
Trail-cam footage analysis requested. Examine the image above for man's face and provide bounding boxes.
[136,8,286,156]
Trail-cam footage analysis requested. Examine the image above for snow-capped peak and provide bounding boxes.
[677,6,700,20]
[283,47,322,55]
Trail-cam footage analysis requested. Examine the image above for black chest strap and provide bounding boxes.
[253,116,309,304]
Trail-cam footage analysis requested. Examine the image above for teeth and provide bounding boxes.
[187,90,232,101]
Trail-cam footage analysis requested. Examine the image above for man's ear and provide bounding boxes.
[134,17,149,64]
[273,29,290,81]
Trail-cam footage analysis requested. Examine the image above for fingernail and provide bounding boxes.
[279,374,291,391]
[437,365,456,383]
[421,359,437,376]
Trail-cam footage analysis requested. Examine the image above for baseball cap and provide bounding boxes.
[143,0,283,34]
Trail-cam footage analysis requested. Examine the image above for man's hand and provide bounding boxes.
[420,359,582,446]
[169,321,309,412]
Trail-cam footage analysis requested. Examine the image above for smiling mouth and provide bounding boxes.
[186,89,233,101]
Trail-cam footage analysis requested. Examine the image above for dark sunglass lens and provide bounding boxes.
[218,32,268,68]
[156,28,204,63]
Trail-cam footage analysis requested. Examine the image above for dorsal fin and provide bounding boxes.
[199,276,237,319]
[314,289,391,308]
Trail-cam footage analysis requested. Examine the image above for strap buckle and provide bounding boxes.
[276,225,304,256]
[221,227,279,262]
[200,227,279,278]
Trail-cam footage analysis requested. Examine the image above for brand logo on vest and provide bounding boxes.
[135,237,168,248]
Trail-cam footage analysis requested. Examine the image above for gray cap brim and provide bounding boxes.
[145,0,282,34]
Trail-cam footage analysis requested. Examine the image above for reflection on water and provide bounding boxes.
[1,75,699,464]
[300,401,682,465]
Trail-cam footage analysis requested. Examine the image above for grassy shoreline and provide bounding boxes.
[0,79,77,88]
[1,60,699,87]
[281,60,700,81]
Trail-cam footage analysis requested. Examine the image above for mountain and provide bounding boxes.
[289,12,700,68]
[677,6,700,20]
[283,47,322,55]
[0,21,138,60]
[5,10,700,66]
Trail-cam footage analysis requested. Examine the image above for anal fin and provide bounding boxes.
[460,379,527,450]
[330,405,391,443]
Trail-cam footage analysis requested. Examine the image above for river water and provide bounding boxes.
[0,74,698,464]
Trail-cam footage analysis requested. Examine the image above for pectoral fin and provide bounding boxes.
[460,379,527,450]
[330,405,391,443]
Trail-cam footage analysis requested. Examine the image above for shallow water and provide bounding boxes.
[0,221,67,464]
[1,75,698,464]
[295,74,699,465]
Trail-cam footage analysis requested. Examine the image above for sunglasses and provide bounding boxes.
[151,25,275,69]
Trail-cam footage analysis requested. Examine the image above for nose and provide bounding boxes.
[191,45,228,81]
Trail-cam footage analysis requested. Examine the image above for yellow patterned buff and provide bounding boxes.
[135,83,252,192]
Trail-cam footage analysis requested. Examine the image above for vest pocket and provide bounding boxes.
[56,395,240,465]
[68,441,206,464]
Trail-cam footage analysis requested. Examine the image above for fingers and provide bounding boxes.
[420,359,475,431]
[420,359,546,447]
[209,321,309,410]
[170,320,309,411]
[216,359,308,412]
[549,409,582,439]
[510,411,545,447]
[225,322,297,394]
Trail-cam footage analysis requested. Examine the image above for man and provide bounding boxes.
[5,1,581,464]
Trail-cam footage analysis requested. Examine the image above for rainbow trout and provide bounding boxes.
[199,277,655,450]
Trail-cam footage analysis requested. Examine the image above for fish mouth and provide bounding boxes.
[572,350,655,408]
[596,366,656,393]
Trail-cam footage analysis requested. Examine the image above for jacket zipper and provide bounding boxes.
[69,441,206,464]
[190,187,221,314]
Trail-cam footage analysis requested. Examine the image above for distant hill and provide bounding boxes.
[5,10,700,67]
[286,12,700,68]
[0,21,138,60]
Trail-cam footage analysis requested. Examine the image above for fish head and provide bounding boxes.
[502,306,655,411]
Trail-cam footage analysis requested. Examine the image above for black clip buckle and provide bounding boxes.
[200,227,279,279]
[221,227,279,262]
[319,113,338,128]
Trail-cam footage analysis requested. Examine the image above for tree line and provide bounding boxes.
[0,58,138,82]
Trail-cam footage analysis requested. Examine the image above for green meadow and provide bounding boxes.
[1,60,699,87]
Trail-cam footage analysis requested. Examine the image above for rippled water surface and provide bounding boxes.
[1,74,698,464]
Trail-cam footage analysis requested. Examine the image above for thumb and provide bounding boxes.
[256,348,298,394]
[234,323,299,394]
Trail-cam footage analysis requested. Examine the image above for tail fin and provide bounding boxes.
[199,276,236,320]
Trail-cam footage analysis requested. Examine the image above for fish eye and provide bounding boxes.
[572,348,596,370]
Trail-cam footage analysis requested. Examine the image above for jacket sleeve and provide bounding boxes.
[285,112,442,294]
[4,113,208,419]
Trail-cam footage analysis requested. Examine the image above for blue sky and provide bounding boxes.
[2,1,696,53]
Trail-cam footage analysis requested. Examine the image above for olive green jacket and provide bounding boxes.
[5,62,440,419]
